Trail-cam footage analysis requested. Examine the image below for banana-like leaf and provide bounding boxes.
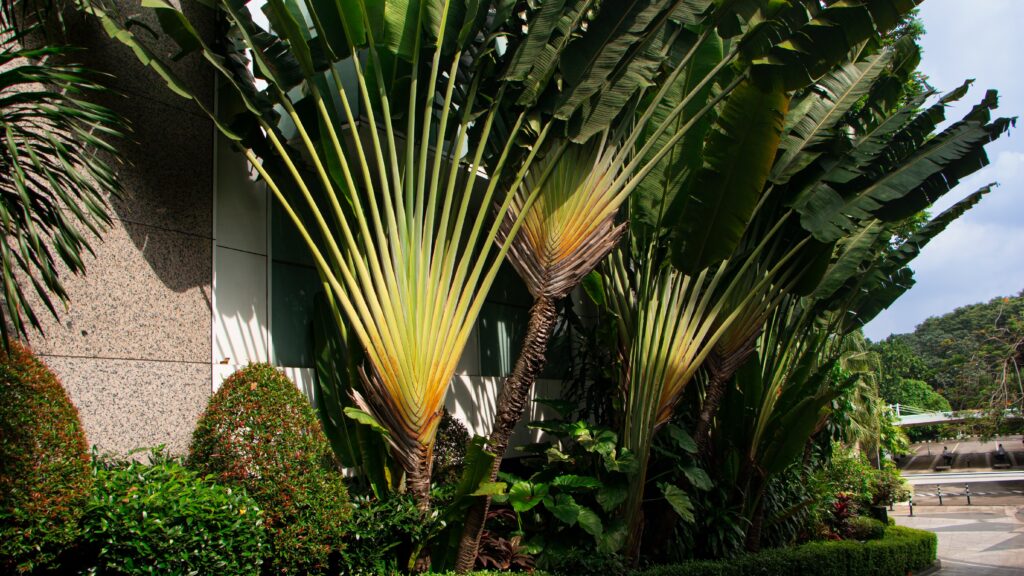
[750,0,919,92]
[811,220,886,301]
[556,0,709,141]
[670,79,788,274]
[883,184,993,273]
[770,49,893,184]
[631,27,723,241]
[504,0,593,106]
[837,266,915,334]
[792,93,1009,243]
[873,116,1014,222]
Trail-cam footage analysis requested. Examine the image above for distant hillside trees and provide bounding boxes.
[874,292,1024,414]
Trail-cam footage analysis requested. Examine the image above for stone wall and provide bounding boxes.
[26,0,215,455]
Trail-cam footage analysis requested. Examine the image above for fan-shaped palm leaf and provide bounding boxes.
[0,17,124,343]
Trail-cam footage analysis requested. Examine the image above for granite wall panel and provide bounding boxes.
[28,218,212,363]
[40,355,211,455]
[18,1,217,455]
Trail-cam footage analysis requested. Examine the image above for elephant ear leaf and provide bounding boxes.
[659,483,695,523]
[670,79,789,274]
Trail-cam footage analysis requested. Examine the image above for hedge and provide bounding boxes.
[635,526,937,576]
[82,456,265,576]
[0,341,92,574]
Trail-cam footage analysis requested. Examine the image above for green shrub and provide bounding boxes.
[634,526,936,576]
[189,364,350,575]
[0,341,92,574]
[869,464,911,507]
[432,409,470,486]
[82,452,265,575]
[340,493,440,574]
[846,517,886,541]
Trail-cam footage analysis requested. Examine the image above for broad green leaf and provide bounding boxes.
[550,475,603,490]
[509,481,549,513]
[666,423,697,453]
[598,518,629,553]
[452,437,498,505]
[582,270,606,307]
[343,407,391,437]
[577,505,603,537]
[659,483,694,523]
[681,465,713,491]
[632,27,723,240]
[770,50,893,184]
[670,79,789,274]
[545,447,572,463]
[543,493,581,526]
[596,481,629,513]
[470,482,507,497]
[793,102,1006,243]
[811,221,886,301]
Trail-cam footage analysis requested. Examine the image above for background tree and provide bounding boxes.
[881,292,1024,417]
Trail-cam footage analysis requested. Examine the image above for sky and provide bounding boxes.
[862,0,1024,341]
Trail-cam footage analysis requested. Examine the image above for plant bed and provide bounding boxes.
[633,526,937,576]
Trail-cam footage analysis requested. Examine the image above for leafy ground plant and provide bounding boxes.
[81,449,265,576]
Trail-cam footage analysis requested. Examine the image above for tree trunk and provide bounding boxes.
[745,497,765,553]
[693,355,728,459]
[694,337,758,461]
[454,296,558,573]
[408,445,433,572]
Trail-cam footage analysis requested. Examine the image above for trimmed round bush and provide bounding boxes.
[83,454,265,575]
[189,364,350,575]
[846,516,886,541]
[0,341,91,574]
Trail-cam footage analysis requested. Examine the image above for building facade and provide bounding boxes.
[28,0,563,456]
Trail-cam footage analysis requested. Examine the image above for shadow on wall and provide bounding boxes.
[446,375,564,451]
[62,0,217,294]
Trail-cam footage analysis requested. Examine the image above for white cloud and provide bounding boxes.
[862,1,1024,340]
[864,219,1024,340]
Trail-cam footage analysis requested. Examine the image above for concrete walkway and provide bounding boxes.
[893,505,1024,575]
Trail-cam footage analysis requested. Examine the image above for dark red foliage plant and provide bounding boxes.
[189,364,350,575]
[0,340,92,574]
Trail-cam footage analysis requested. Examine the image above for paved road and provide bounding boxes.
[894,505,1024,576]
[899,435,1024,473]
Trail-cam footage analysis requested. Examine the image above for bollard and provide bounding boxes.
[938,484,943,506]
[909,495,914,517]
[966,484,971,506]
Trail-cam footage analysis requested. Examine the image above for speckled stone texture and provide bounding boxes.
[20,0,216,455]
[41,356,210,455]
[28,219,212,363]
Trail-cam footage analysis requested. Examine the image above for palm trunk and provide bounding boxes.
[454,295,558,573]
[408,446,434,572]
[745,497,765,553]
[694,336,758,461]
[693,355,728,459]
